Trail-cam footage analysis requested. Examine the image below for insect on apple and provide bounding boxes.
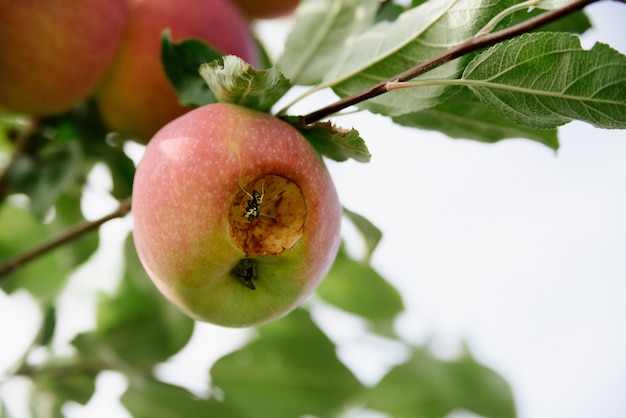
[239,179,285,223]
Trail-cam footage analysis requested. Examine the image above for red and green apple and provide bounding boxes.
[0,0,128,115]
[95,0,259,142]
[132,103,342,327]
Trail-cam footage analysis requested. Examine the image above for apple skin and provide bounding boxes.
[132,103,342,327]
[0,0,128,115]
[95,0,259,142]
[229,0,299,19]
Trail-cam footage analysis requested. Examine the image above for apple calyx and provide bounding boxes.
[230,258,258,290]
[229,174,306,257]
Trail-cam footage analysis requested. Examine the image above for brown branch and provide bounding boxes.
[0,0,615,279]
[302,0,605,124]
[0,197,132,279]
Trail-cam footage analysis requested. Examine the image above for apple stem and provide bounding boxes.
[300,0,602,125]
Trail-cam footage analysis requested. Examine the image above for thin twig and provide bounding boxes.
[302,0,604,125]
[0,197,132,279]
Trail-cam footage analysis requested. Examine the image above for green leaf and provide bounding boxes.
[161,30,221,107]
[324,0,517,116]
[393,87,559,149]
[343,207,383,261]
[508,8,591,35]
[39,305,57,346]
[463,32,626,129]
[286,117,371,162]
[122,379,240,418]
[0,194,98,301]
[43,102,135,200]
[0,202,68,302]
[210,309,364,417]
[33,368,98,416]
[7,140,81,219]
[0,400,7,418]
[100,148,135,200]
[278,0,379,85]
[85,235,194,367]
[366,347,516,418]
[317,248,403,327]
[52,193,99,267]
[375,1,407,23]
[535,0,578,11]
[199,55,291,112]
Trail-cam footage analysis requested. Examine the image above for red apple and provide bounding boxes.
[229,0,299,19]
[0,0,128,115]
[132,103,342,327]
[95,0,259,142]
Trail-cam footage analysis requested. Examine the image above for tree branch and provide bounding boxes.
[0,197,132,279]
[0,0,615,279]
[302,0,605,125]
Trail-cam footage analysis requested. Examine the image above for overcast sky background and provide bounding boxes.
[1,1,625,417]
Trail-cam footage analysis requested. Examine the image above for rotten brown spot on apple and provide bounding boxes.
[229,174,306,258]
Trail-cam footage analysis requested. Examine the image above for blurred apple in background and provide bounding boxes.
[0,0,129,115]
[132,103,342,327]
[95,0,259,142]
[229,0,300,19]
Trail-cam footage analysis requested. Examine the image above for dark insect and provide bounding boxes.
[242,189,263,221]
[239,179,284,223]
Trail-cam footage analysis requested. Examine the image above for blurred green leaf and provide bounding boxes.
[7,140,81,219]
[122,379,240,418]
[365,347,516,418]
[0,202,68,302]
[41,101,135,199]
[286,117,371,163]
[464,33,626,129]
[411,0,430,7]
[0,181,98,303]
[39,305,57,347]
[104,150,135,199]
[343,207,383,261]
[278,0,379,85]
[199,55,291,112]
[161,30,221,107]
[33,368,98,417]
[210,309,364,417]
[82,235,194,367]
[393,87,559,149]
[317,247,403,329]
[375,1,406,23]
[0,400,7,418]
[51,193,99,268]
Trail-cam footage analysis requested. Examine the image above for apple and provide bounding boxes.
[95,0,259,142]
[131,103,342,327]
[0,0,128,115]
[229,0,299,19]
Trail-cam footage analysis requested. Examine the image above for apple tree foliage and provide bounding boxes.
[1,0,625,416]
